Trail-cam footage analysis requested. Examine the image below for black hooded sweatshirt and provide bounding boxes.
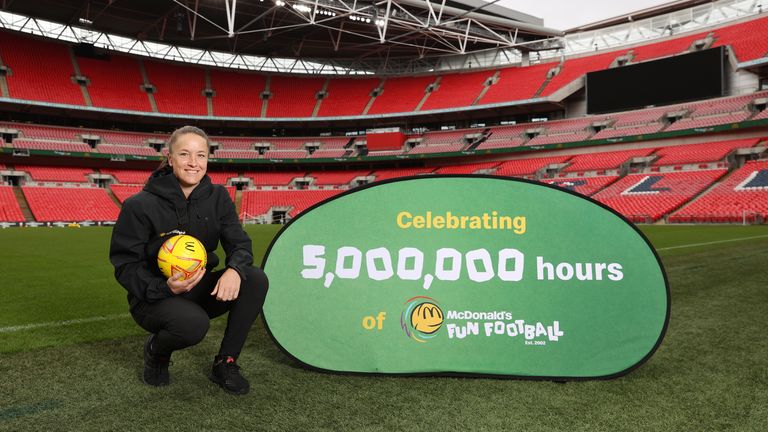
[109,167,253,308]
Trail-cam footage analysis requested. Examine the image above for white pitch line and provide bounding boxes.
[656,234,768,251]
[0,313,129,334]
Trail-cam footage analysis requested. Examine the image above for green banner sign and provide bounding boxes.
[262,176,669,379]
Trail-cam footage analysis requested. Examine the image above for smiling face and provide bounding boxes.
[168,132,208,196]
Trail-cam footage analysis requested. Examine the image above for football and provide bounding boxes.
[157,234,207,280]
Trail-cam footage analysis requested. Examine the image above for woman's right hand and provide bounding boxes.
[167,268,206,294]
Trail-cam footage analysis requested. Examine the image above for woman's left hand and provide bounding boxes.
[211,268,241,302]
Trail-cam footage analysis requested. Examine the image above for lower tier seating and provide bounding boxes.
[0,186,25,221]
[669,160,768,223]
[592,169,727,222]
[22,186,120,221]
[541,176,619,197]
[241,190,341,218]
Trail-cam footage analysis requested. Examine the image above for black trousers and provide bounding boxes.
[130,266,269,358]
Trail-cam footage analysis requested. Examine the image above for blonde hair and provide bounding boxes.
[156,125,211,171]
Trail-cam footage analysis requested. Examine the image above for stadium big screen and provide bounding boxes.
[586,47,726,114]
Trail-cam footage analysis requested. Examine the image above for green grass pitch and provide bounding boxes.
[0,224,767,431]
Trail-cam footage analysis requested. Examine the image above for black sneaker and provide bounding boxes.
[142,334,170,387]
[209,356,250,395]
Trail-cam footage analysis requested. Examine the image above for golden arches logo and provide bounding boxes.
[401,296,443,342]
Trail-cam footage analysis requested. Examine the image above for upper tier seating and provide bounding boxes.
[478,63,552,104]
[711,15,768,62]
[317,78,379,117]
[210,69,266,118]
[630,31,709,63]
[0,185,25,222]
[541,51,620,97]
[78,55,151,112]
[267,76,325,118]
[144,60,207,115]
[562,148,657,173]
[421,70,492,111]
[15,165,92,182]
[592,169,727,222]
[241,189,341,217]
[2,15,767,117]
[651,138,759,166]
[669,160,768,223]
[0,31,83,105]
[541,175,619,196]
[367,76,434,114]
[22,186,120,221]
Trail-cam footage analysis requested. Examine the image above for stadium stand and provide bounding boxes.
[95,144,158,156]
[562,148,657,173]
[144,60,207,115]
[433,161,501,174]
[367,76,434,114]
[478,63,551,104]
[630,31,709,63]
[0,31,83,105]
[241,189,340,218]
[592,169,727,222]
[494,156,572,177]
[711,15,768,62]
[310,170,372,185]
[109,184,142,203]
[664,111,753,132]
[526,131,593,146]
[540,51,620,97]
[15,165,92,183]
[100,169,152,184]
[669,160,768,223]
[0,185,25,222]
[12,139,92,153]
[263,150,308,159]
[420,70,492,111]
[591,123,665,140]
[541,175,619,196]
[267,75,325,118]
[78,55,151,112]
[371,167,436,182]
[97,130,162,146]
[209,69,266,118]
[214,149,263,159]
[686,92,768,117]
[4,123,80,141]
[317,78,379,117]
[651,138,759,166]
[246,171,308,186]
[22,186,120,221]
[309,149,347,159]
[207,171,238,185]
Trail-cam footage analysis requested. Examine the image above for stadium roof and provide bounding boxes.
[2,0,562,65]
